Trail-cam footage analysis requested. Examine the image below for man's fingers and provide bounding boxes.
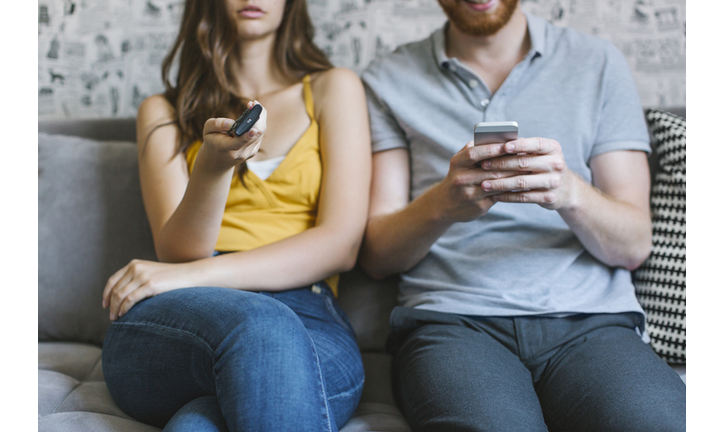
[455,170,519,187]
[502,137,559,155]
[481,173,560,193]
[453,142,507,167]
[481,154,563,172]
[491,190,558,206]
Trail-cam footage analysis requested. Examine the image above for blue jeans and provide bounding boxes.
[387,307,686,432]
[102,283,364,432]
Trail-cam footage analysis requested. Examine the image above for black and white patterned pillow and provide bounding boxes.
[634,108,686,364]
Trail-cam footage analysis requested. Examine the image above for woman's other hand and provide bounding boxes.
[203,101,267,170]
[102,259,196,320]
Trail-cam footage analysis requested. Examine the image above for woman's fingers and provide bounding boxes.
[102,262,135,308]
[117,285,154,318]
[203,117,235,136]
[108,275,144,320]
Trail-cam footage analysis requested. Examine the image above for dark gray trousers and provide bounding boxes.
[386,307,685,432]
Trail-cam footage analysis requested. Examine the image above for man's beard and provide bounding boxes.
[438,0,519,37]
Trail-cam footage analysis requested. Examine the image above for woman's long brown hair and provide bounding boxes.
[158,0,333,162]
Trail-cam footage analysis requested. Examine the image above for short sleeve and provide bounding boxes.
[362,79,409,153]
[590,43,651,159]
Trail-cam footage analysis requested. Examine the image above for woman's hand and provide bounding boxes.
[202,101,268,170]
[102,259,196,321]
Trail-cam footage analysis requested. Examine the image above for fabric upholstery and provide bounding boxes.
[38,412,161,432]
[635,109,687,363]
[338,268,400,352]
[38,342,406,432]
[37,112,685,431]
[38,133,156,346]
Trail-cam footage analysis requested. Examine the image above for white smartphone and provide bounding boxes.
[474,121,518,146]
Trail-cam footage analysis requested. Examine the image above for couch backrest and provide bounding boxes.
[37,120,397,351]
[38,130,156,346]
[37,108,684,350]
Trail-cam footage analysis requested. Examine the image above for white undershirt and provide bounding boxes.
[246,155,285,180]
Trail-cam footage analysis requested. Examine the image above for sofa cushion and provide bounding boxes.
[338,267,400,352]
[39,343,408,432]
[39,342,104,382]
[634,109,686,364]
[38,133,156,346]
[38,412,160,432]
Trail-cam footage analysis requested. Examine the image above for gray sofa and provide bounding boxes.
[38,110,685,431]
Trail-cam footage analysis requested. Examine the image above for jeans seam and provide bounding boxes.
[110,321,215,356]
[327,376,365,401]
[307,333,335,432]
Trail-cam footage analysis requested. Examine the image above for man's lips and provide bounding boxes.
[463,0,497,12]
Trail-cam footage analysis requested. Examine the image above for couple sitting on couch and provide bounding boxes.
[99,0,686,431]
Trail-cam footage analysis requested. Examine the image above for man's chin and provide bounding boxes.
[439,0,518,37]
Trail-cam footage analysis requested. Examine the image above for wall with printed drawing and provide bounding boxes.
[38,0,686,119]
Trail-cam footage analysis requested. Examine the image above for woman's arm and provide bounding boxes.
[136,96,265,262]
[104,69,371,318]
[189,68,372,290]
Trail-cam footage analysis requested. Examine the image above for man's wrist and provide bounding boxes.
[422,182,458,227]
[557,170,587,214]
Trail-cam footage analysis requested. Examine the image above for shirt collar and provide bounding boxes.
[433,12,547,71]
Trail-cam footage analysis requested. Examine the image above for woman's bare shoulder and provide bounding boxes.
[309,68,365,115]
[136,94,179,145]
[137,94,176,124]
[310,68,362,93]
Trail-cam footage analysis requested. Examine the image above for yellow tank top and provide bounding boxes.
[185,75,339,293]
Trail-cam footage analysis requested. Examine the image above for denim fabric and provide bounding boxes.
[387,307,685,432]
[102,283,364,432]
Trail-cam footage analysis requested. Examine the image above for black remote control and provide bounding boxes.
[228,104,263,137]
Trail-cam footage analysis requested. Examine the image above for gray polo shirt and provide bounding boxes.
[361,14,651,322]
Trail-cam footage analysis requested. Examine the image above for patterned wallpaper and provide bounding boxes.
[37,0,685,119]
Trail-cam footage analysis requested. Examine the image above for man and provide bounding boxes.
[359,0,686,430]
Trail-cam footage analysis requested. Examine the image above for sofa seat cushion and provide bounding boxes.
[38,342,157,431]
[40,343,408,431]
[38,412,160,432]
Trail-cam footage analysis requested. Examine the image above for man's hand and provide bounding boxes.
[436,141,521,222]
[479,137,576,210]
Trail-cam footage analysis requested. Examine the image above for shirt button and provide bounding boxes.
[469,80,479,88]
[311,284,322,294]
[480,99,490,108]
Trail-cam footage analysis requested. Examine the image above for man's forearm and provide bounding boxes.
[360,185,454,280]
[558,174,652,270]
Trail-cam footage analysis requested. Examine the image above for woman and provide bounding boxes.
[100,0,371,430]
